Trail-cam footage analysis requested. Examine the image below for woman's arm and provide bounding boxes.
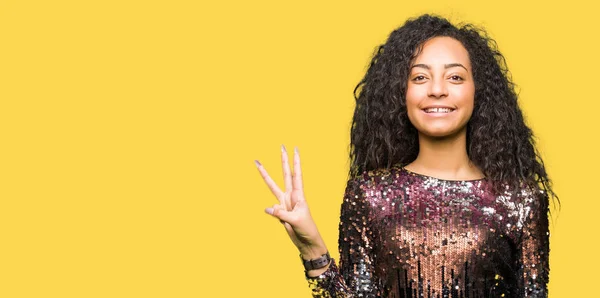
[305,176,381,297]
[518,188,550,297]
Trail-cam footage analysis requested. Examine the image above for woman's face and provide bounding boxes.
[405,36,475,138]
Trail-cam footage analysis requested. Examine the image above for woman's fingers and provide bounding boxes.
[255,160,284,202]
[281,145,293,210]
[256,145,300,211]
[292,146,305,200]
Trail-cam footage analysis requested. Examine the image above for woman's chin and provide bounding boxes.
[418,127,465,139]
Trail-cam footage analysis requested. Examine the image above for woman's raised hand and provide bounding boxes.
[255,145,327,259]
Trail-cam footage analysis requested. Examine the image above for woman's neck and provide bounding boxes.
[405,130,484,180]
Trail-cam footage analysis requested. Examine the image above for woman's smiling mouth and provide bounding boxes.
[422,106,456,115]
[423,107,455,113]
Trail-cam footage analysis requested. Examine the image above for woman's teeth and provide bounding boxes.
[424,108,453,113]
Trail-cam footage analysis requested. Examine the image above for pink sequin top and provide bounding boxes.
[305,164,549,298]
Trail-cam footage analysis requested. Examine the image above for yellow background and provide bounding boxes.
[0,0,596,297]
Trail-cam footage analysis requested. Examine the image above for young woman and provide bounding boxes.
[255,14,557,298]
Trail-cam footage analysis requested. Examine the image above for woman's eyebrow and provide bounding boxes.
[410,63,469,72]
[445,63,468,71]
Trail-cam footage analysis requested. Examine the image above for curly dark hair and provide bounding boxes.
[348,14,559,206]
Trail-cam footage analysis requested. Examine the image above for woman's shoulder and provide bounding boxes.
[495,180,547,201]
[346,164,410,194]
[491,180,549,227]
[349,164,404,183]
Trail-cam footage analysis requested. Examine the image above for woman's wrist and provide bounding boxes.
[299,243,328,260]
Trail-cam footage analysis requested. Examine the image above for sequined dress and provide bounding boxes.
[305,164,549,298]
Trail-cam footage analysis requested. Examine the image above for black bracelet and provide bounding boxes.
[300,251,331,271]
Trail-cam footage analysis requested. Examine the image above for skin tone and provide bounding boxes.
[403,36,485,180]
[254,36,485,278]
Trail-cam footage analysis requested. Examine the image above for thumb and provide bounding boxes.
[265,204,294,223]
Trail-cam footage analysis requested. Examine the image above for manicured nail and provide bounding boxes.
[294,146,299,154]
[265,207,273,215]
[254,160,261,167]
[281,144,287,153]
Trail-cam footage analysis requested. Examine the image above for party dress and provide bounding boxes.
[305,164,549,298]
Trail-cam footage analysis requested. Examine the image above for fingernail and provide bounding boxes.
[281,144,287,153]
[294,146,299,154]
[265,207,273,215]
[254,160,262,167]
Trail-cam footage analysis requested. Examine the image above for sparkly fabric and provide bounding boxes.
[306,164,549,298]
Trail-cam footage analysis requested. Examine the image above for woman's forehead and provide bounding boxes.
[412,37,471,69]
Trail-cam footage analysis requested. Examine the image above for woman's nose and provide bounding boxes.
[427,78,448,98]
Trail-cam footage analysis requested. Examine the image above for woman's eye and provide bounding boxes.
[449,75,463,81]
[413,75,426,81]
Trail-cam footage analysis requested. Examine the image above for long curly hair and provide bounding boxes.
[349,14,558,205]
